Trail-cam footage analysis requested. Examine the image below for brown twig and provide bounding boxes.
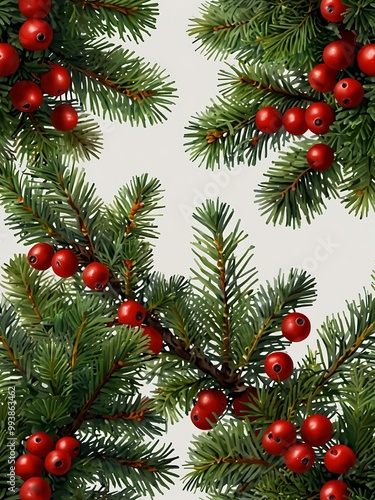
[25,284,43,321]
[281,167,311,198]
[213,233,231,373]
[101,455,158,472]
[80,0,138,16]
[0,332,24,375]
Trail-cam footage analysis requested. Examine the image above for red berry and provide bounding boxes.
[19,19,53,51]
[264,351,294,381]
[357,44,375,76]
[19,477,51,500]
[55,436,81,459]
[26,431,55,458]
[282,107,308,135]
[45,449,72,476]
[15,454,44,481]
[190,404,217,430]
[284,443,315,473]
[196,389,227,416]
[0,43,20,77]
[118,300,146,327]
[281,312,311,342]
[51,249,78,278]
[320,0,347,22]
[40,64,71,96]
[18,0,51,18]
[301,414,333,446]
[324,444,356,474]
[261,420,296,455]
[82,262,109,290]
[255,106,283,134]
[338,27,356,47]
[333,78,364,108]
[27,242,55,270]
[320,480,350,500]
[306,144,334,171]
[141,325,163,354]
[323,40,355,71]
[308,64,338,93]
[50,104,79,131]
[9,80,43,113]
[232,387,258,419]
[305,102,335,135]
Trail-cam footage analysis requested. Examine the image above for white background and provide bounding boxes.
[1,1,374,498]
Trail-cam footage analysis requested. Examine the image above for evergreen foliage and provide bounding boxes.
[186,0,375,227]
[0,160,373,498]
[0,0,177,165]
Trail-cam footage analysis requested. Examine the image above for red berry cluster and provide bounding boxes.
[255,104,335,172]
[27,242,109,288]
[117,300,164,355]
[190,389,227,430]
[254,3,374,175]
[262,416,355,498]
[15,431,80,499]
[0,0,78,131]
[264,311,311,381]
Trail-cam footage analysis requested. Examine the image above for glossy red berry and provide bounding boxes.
[26,431,55,458]
[320,0,347,22]
[284,443,315,473]
[190,404,217,430]
[323,40,355,71]
[51,249,78,278]
[82,262,109,290]
[255,106,283,134]
[264,351,294,381]
[15,454,44,481]
[19,477,51,500]
[324,444,356,474]
[320,480,350,500]
[334,78,364,108]
[308,64,338,93]
[281,312,311,342]
[282,107,308,135]
[306,144,334,171]
[305,102,335,135]
[301,414,333,446]
[232,387,258,419]
[196,389,227,416]
[40,64,71,96]
[261,420,296,455]
[55,436,81,459]
[0,43,20,77]
[141,325,163,355]
[118,300,146,327]
[9,80,43,113]
[357,44,375,76]
[27,243,55,270]
[18,0,51,18]
[45,449,71,476]
[51,104,79,131]
[19,19,53,51]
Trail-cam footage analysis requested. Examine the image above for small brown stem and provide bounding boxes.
[70,313,87,369]
[68,63,154,102]
[0,332,24,375]
[67,361,123,433]
[25,284,43,321]
[281,167,311,198]
[311,322,375,399]
[79,0,138,16]
[213,234,231,372]
[101,455,158,472]
[212,20,248,32]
